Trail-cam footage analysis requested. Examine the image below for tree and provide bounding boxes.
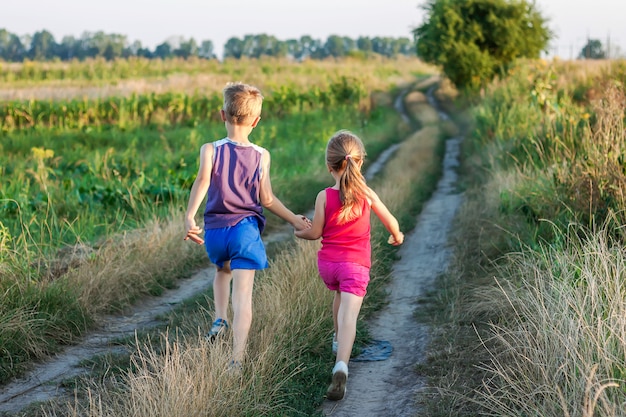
[414,0,552,90]
[174,37,198,59]
[371,37,390,56]
[136,46,153,58]
[223,37,243,59]
[57,35,78,60]
[299,35,321,59]
[579,39,606,59]
[285,39,302,60]
[127,40,144,57]
[103,34,127,60]
[395,37,414,56]
[271,39,289,58]
[240,35,256,58]
[198,40,215,59]
[153,42,172,59]
[325,35,347,57]
[0,29,25,61]
[28,30,57,60]
[357,36,373,54]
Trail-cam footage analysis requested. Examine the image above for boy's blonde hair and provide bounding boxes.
[326,130,369,224]
[222,82,264,125]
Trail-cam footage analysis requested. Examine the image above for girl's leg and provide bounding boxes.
[332,290,341,339]
[213,261,232,320]
[335,291,364,364]
[230,268,256,362]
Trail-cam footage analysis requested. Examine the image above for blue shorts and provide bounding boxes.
[204,217,268,270]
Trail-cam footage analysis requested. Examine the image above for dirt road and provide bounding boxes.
[0,77,460,416]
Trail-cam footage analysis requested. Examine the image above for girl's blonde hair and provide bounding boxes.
[223,82,263,125]
[326,130,369,223]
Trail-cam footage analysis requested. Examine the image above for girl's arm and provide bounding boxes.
[368,188,404,246]
[259,150,311,231]
[184,143,214,245]
[295,190,326,240]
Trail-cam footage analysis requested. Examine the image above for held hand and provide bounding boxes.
[293,214,312,231]
[184,220,205,245]
[387,232,404,246]
[302,215,312,228]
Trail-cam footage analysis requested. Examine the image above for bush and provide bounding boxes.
[414,0,551,91]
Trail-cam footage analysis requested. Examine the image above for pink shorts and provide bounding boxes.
[317,260,370,297]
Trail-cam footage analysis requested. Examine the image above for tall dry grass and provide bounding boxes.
[421,60,626,416]
[66,215,207,315]
[477,228,626,417]
[421,156,626,417]
[54,239,327,417]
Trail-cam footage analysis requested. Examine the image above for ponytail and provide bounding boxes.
[324,130,369,224]
[337,156,369,223]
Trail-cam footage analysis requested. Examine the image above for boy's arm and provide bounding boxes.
[295,190,325,240]
[184,143,214,245]
[368,188,404,246]
[259,150,310,231]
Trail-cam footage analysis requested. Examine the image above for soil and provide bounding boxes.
[0,78,462,416]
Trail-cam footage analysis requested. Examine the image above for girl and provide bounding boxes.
[295,130,404,401]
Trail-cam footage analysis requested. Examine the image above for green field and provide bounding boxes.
[0,56,439,401]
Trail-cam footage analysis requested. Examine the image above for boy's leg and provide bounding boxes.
[230,268,256,362]
[335,291,364,364]
[213,261,232,320]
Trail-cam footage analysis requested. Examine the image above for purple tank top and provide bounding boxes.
[203,138,266,233]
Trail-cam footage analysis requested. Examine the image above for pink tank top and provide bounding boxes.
[319,188,371,268]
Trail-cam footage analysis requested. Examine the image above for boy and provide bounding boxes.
[184,82,310,366]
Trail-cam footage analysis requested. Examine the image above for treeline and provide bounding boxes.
[222,34,414,59]
[0,28,415,62]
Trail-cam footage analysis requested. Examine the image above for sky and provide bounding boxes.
[2,0,626,59]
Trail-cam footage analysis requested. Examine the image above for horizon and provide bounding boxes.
[2,0,626,60]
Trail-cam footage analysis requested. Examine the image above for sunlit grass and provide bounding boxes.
[35,79,446,416]
[0,101,403,387]
[420,58,626,416]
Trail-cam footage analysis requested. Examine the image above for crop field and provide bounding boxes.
[0,56,436,389]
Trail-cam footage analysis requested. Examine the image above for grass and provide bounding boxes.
[475,228,626,416]
[0,99,413,385]
[27,78,448,416]
[418,58,626,417]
